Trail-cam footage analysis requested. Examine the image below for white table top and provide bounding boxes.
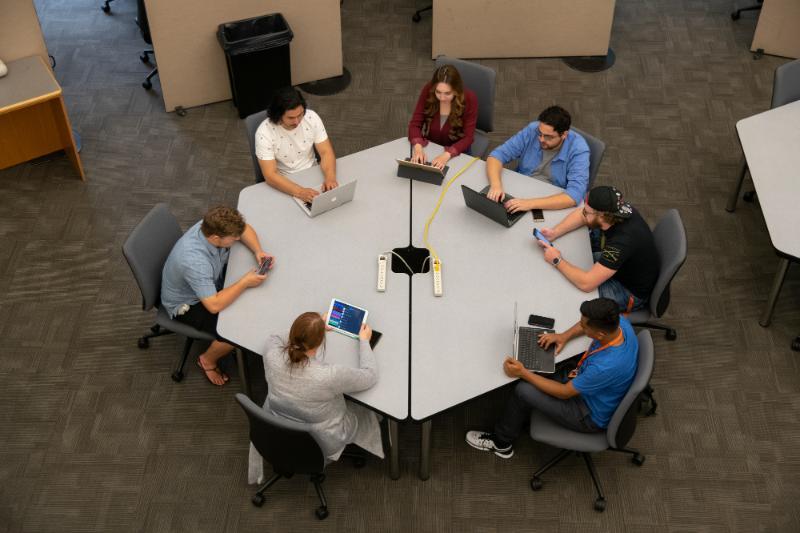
[220,138,596,422]
[737,100,800,258]
[218,138,412,419]
[409,152,595,420]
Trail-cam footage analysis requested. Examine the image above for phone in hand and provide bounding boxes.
[257,257,272,275]
[528,314,555,329]
[531,209,545,222]
[532,228,552,246]
[369,330,383,350]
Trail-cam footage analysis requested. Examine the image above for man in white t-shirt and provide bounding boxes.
[255,87,339,203]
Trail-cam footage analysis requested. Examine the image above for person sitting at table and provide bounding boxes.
[161,206,274,386]
[465,297,638,459]
[255,87,339,204]
[535,185,659,313]
[262,311,385,461]
[486,105,590,212]
[408,64,478,170]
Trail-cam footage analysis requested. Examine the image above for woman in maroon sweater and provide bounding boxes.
[408,65,478,169]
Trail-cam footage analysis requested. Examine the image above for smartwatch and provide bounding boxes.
[551,255,561,266]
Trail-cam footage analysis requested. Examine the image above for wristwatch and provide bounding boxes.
[551,255,561,266]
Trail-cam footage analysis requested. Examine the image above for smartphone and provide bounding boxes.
[257,257,272,275]
[528,314,555,329]
[531,209,545,222]
[369,330,383,350]
[532,228,552,246]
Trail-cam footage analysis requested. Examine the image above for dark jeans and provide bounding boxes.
[175,302,223,341]
[494,363,602,445]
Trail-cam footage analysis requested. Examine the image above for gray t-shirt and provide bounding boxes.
[530,146,561,181]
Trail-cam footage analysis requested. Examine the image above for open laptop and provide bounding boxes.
[462,185,526,227]
[395,158,449,185]
[513,302,556,373]
[293,180,357,217]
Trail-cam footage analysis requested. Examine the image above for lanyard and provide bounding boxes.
[574,329,624,371]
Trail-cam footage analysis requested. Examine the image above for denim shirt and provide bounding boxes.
[160,221,229,317]
[489,121,590,205]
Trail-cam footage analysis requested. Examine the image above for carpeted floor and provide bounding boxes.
[1,0,799,531]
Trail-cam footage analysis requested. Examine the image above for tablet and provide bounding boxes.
[326,298,369,338]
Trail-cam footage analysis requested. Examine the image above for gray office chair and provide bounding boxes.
[627,208,687,342]
[529,330,654,512]
[570,126,606,190]
[434,56,496,158]
[245,110,268,183]
[235,394,367,520]
[122,203,215,383]
[137,0,158,90]
[727,59,800,211]
[730,0,762,20]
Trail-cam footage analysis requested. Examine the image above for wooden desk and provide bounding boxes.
[0,55,85,180]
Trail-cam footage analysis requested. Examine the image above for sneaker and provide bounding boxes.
[465,430,514,459]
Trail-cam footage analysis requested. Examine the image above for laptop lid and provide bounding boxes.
[513,301,519,358]
[294,181,357,217]
[395,158,448,185]
[461,185,525,227]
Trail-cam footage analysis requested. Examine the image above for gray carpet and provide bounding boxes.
[1,0,799,531]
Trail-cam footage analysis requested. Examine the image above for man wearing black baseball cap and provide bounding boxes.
[534,185,659,312]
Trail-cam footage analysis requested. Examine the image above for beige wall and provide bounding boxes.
[432,0,616,59]
[145,0,342,112]
[0,0,48,65]
[751,0,800,59]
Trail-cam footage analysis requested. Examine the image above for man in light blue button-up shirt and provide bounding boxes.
[161,206,274,386]
[486,106,590,213]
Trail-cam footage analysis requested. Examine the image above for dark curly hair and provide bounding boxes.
[267,87,307,124]
[422,65,466,142]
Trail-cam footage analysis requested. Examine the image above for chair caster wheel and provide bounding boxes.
[175,106,187,117]
[529,477,543,491]
[142,80,153,90]
[140,54,149,63]
[171,370,184,382]
[594,498,606,512]
[315,506,329,520]
[102,5,111,13]
[743,191,757,202]
[665,329,677,341]
[137,337,149,349]
[251,493,264,507]
[412,13,421,22]
[632,453,645,466]
[792,336,800,351]
[730,12,740,20]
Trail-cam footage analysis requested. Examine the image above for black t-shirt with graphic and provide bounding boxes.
[598,209,660,299]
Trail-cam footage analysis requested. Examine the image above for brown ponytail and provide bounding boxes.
[282,312,326,367]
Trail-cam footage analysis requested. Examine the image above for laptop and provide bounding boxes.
[512,302,556,373]
[395,158,449,185]
[293,180,357,217]
[461,185,526,227]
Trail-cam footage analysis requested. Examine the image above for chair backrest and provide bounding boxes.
[235,393,326,477]
[647,208,687,318]
[136,0,152,45]
[770,59,800,109]
[606,330,654,449]
[245,110,268,184]
[570,126,606,190]
[434,56,496,133]
[122,203,183,311]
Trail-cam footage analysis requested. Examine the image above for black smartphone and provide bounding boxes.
[528,314,555,329]
[257,257,272,275]
[369,330,383,350]
[531,209,545,222]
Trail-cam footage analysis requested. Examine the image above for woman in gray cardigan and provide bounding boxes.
[262,311,384,462]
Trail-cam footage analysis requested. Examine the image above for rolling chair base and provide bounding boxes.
[252,473,330,520]
[136,323,195,382]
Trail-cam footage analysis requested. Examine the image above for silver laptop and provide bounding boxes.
[293,180,357,217]
[513,302,556,373]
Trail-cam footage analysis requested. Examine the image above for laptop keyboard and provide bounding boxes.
[517,327,554,370]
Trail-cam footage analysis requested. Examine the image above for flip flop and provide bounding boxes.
[196,358,229,385]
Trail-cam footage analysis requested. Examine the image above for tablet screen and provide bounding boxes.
[326,298,368,338]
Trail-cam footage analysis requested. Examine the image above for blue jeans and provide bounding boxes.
[494,365,602,445]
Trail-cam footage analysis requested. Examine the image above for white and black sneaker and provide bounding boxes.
[465,431,514,459]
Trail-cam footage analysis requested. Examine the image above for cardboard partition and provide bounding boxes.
[0,0,49,65]
[751,0,800,59]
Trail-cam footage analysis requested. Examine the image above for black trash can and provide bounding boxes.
[217,13,293,119]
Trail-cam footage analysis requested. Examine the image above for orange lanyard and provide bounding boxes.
[574,329,624,371]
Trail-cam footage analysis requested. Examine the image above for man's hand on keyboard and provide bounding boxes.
[538,332,567,354]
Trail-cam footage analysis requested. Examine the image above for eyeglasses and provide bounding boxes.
[536,128,561,142]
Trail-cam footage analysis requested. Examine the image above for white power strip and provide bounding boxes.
[432,258,443,296]
[377,254,388,292]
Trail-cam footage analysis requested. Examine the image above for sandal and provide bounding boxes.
[196,358,229,386]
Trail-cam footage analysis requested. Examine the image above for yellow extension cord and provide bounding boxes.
[422,156,480,263]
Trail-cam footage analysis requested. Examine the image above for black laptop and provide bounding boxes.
[396,158,449,185]
[461,185,525,227]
